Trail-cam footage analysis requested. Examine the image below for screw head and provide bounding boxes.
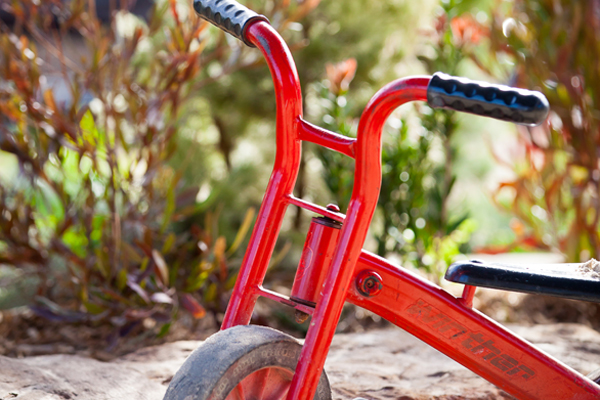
[356,270,383,297]
[326,203,341,213]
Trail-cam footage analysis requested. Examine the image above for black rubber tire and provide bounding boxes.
[163,325,332,400]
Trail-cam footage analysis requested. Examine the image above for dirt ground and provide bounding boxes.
[2,322,600,400]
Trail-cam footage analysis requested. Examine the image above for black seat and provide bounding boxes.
[445,259,600,303]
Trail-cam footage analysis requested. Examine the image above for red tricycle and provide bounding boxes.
[164,1,600,399]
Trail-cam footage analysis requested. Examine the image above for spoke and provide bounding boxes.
[260,368,292,400]
[224,367,293,400]
[235,384,246,400]
[225,384,245,400]
[249,367,271,399]
[265,377,291,400]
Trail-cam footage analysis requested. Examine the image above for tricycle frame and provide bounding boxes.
[221,20,600,400]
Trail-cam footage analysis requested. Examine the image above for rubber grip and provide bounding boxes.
[193,0,269,47]
[427,72,550,126]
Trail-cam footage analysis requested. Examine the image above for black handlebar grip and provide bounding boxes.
[193,0,269,47]
[427,72,550,126]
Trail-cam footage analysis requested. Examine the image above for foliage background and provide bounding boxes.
[0,0,598,351]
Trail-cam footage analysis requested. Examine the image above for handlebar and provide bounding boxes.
[193,0,549,127]
[427,72,549,126]
[192,0,268,47]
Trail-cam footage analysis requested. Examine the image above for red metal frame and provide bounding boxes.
[349,251,600,399]
[290,216,342,307]
[220,20,600,400]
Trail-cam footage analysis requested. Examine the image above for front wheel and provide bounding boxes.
[163,325,332,400]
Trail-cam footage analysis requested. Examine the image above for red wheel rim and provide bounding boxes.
[225,367,294,400]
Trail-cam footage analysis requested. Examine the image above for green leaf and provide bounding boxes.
[140,257,150,272]
[83,301,105,315]
[116,269,128,292]
[62,226,89,258]
[160,172,182,233]
[185,270,209,292]
[79,110,104,151]
[227,207,255,256]
[445,213,469,235]
[157,323,172,338]
[162,232,176,254]
[95,248,111,279]
[224,273,238,291]
[203,282,217,303]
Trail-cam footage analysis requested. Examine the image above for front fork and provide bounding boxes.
[222,48,433,400]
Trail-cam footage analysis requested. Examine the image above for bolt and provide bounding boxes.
[356,270,383,297]
[326,203,341,213]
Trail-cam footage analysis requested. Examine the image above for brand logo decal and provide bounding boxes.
[406,299,535,380]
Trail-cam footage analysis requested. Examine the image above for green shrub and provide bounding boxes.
[310,3,479,278]
[480,0,600,261]
[0,0,279,334]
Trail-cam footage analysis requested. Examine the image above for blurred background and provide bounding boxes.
[0,0,599,357]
